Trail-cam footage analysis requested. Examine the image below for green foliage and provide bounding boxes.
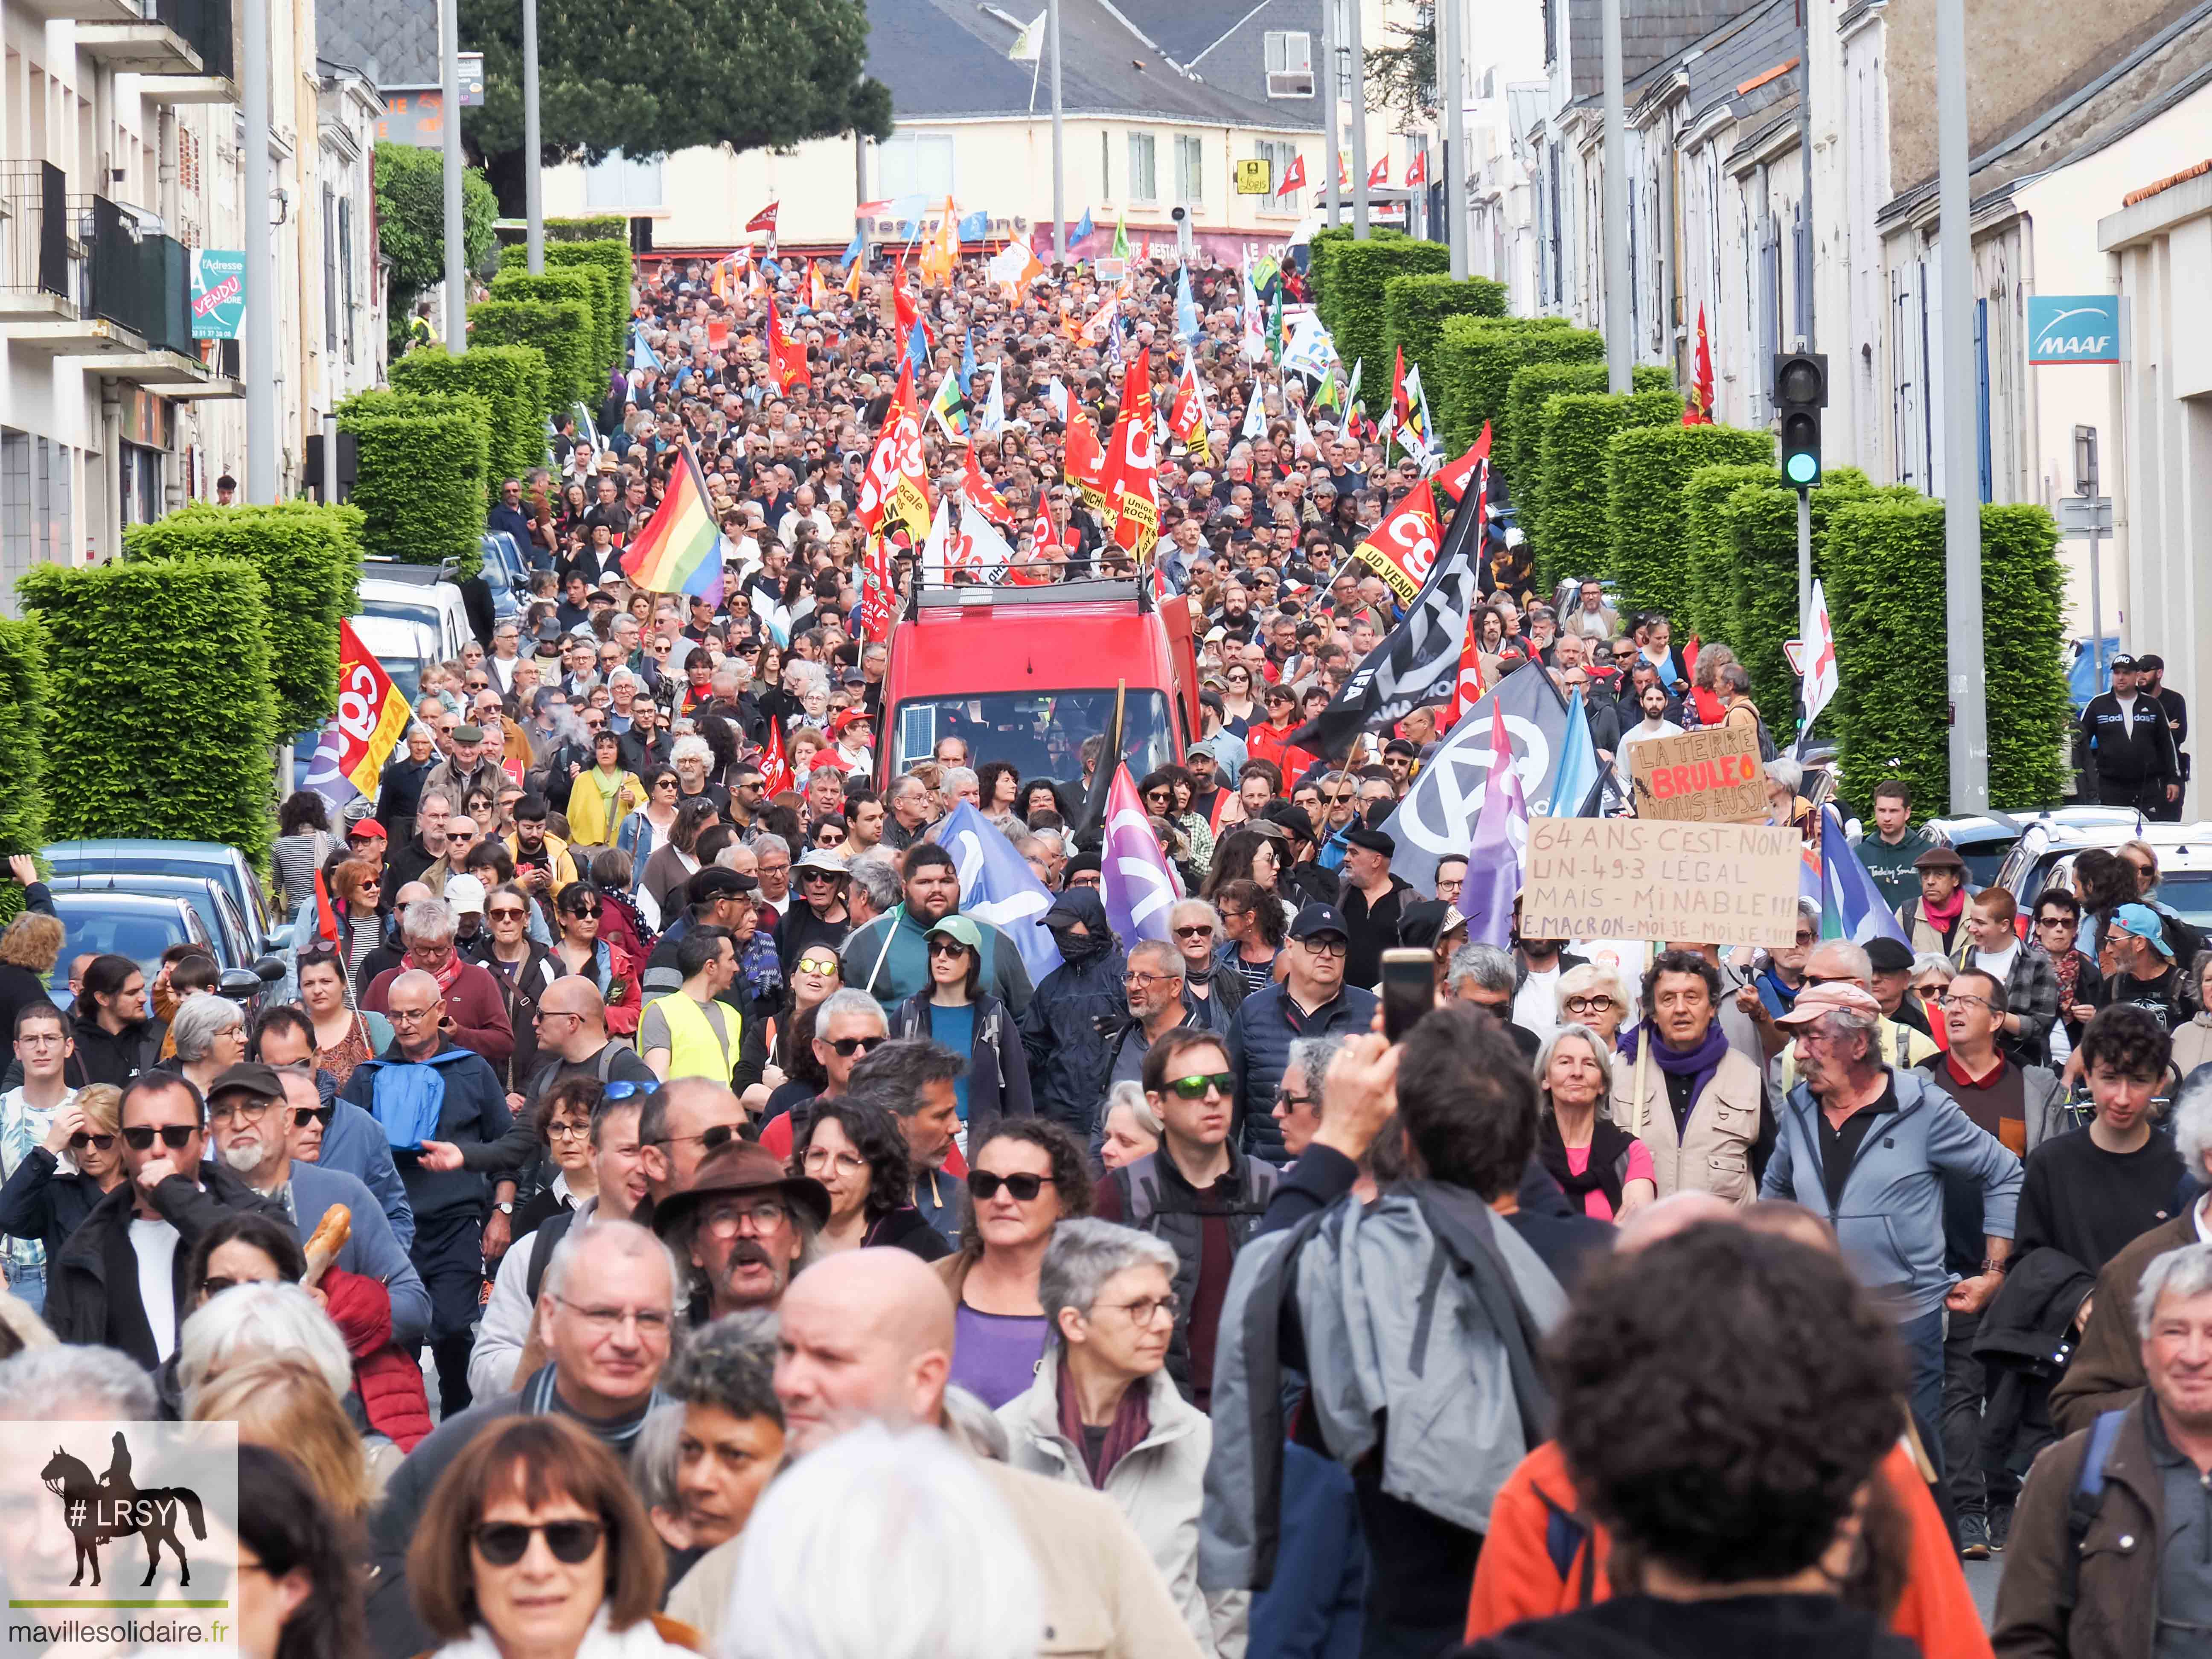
[1318,239,1450,405]
[511,239,630,384]
[1529,385,1681,592]
[0,619,49,924]
[467,298,594,406]
[1307,225,1406,313]
[1680,463,1780,644]
[1980,505,2072,811]
[372,143,500,307]
[547,216,626,242]
[1715,474,1873,739]
[1363,9,1436,121]
[1432,315,1595,460]
[390,344,551,489]
[19,560,278,866]
[1382,273,1507,385]
[337,390,492,578]
[491,265,608,387]
[124,502,365,736]
[1604,424,1774,621]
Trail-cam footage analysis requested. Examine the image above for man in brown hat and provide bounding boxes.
[1895,843,1969,956]
[653,1137,828,1324]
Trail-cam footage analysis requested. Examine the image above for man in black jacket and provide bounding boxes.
[1020,888,1128,1135]
[2078,655,2182,811]
[43,1073,285,1369]
[2139,654,2191,820]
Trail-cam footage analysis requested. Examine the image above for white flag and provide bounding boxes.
[1008,9,1046,61]
[921,495,955,584]
[1241,390,1269,440]
[1240,263,1267,364]
[980,359,1006,435]
[1045,376,1071,421]
[1799,579,1840,751]
[959,499,1018,573]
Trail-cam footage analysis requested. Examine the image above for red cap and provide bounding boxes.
[347,818,389,841]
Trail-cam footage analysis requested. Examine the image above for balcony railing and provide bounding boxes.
[142,0,231,78]
[83,194,192,354]
[0,163,76,303]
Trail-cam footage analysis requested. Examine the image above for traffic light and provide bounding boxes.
[1773,351,1828,489]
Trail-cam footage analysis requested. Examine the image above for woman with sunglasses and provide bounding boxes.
[891,918,1034,1153]
[476,883,560,1091]
[290,856,387,995]
[408,1417,688,1659]
[297,951,394,1090]
[550,884,642,1037]
[1217,665,1257,736]
[1140,767,1215,878]
[2028,888,2103,1071]
[1164,899,1245,1035]
[0,1080,123,1300]
[615,766,683,882]
[937,1118,1093,1410]
[791,1098,949,1261]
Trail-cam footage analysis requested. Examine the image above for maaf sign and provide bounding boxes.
[2026,296,2121,366]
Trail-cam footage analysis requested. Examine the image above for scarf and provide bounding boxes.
[1537,1112,1637,1213]
[430,1606,678,1659]
[1921,887,1966,933]
[1621,1020,1732,1115]
[2046,946,2083,1011]
[519,1362,667,1451]
[1056,1355,1151,1488]
[405,949,467,998]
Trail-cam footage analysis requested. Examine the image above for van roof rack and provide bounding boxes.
[906,576,1150,622]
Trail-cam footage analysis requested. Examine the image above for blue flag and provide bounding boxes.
[958,209,989,243]
[840,229,863,268]
[1074,209,1095,244]
[1545,689,1603,817]
[906,318,931,378]
[959,328,978,396]
[937,804,1064,987]
[629,325,660,373]
[1819,807,1912,946]
[1175,266,1200,343]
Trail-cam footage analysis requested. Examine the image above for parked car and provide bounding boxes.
[45,891,211,996]
[43,839,276,955]
[358,562,472,663]
[1991,818,2212,935]
[44,873,268,974]
[1923,806,2142,891]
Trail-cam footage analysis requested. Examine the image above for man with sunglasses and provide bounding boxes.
[42,1072,288,1370]
[205,1063,432,1350]
[1228,905,1379,1167]
[252,1006,414,1249]
[757,990,889,1157]
[528,979,659,1112]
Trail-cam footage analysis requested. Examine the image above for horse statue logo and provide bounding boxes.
[39,1431,206,1587]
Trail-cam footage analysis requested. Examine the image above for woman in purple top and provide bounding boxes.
[935,1119,1094,1410]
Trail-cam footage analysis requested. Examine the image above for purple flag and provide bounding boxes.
[1101,765,1181,947]
[1458,698,1528,948]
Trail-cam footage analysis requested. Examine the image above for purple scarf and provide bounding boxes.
[1620,1021,1732,1115]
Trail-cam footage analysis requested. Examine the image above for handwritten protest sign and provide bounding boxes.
[1518,816,1802,948]
[1628,726,1767,823]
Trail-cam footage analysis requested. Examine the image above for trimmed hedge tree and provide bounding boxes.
[1432,315,1597,458]
[20,559,279,866]
[390,343,551,489]
[1680,463,1781,645]
[1715,474,1879,738]
[467,298,594,406]
[1319,239,1451,401]
[123,501,365,736]
[1503,360,1671,534]
[1308,224,1406,312]
[1980,505,2073,811]
[0,618,49,925]
[1605,423,1775,621]
[546,239,633,381]
[489,268,605,390]
[547,216,626,242]
[1530,385,1683,591]
[338,389,492,577]
[1382,273,1507,384]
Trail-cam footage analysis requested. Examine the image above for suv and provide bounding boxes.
[1923,806,2141,891]
[1991,818,2212,937]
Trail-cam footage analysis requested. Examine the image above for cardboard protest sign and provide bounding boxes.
[1518,816,1802,948]
[1628,726,1767,823]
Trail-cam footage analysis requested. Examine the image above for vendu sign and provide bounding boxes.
[189,249,246,341]
[2026,295,2120,365]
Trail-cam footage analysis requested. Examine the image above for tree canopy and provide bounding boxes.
[373,141,501,299]
[461,0,893,210]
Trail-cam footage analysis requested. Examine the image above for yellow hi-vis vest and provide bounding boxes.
[648,992,736,1082]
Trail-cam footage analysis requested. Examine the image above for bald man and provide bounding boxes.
[667,1250,1205,1656]
[524,975,656,1112]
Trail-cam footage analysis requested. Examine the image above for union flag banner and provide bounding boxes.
[1350,481,1443,605]
[1101,348,1159,558]
[1065,407,1112,512]
[855,364,932,547]
[335,620,413,797]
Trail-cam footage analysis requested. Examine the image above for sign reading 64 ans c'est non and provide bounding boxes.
[189,250,246,341]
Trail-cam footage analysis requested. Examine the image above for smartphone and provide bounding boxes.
[1380,947,1435,1042]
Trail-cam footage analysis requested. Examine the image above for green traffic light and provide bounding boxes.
[1784,452,1819,485]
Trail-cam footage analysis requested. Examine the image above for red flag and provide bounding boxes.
[858,536,898,641]
[1367,155,1390,189]
[1432,424,1493,503]
[1684,303,1716,425]
[1100,347,1159,558]
[1405,151,1429,187]
[1438,607,1487,733]
[746,201,780,234]
[1683,635,1701,681]
[1278,152,1308,195]
[1169,349,1212,463]
[963,445,1015,530]
[758,719,795,795]
[1348,481,1442,607]
[765,295,809,393]
[1064,407,1111,511]
[1383,347,1413,447]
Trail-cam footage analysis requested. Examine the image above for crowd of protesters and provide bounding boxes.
[0,239,2204,1659]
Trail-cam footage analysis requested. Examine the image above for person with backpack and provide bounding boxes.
[1993,1240,2212,1658]
[1715,661,1778,762]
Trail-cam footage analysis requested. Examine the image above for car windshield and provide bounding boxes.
[2155,872,2212,933]
[348,616,434,702]
[1956,839,2016,889]
[891,690,1178,783]
[47,899,195,992]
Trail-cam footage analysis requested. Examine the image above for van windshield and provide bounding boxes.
[891,690,1178,783]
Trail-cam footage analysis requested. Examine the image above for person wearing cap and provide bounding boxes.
[2078,652,2183,812]
[843,843,1033,1019]
[1227,904,1380,1167]
[2136,651,2192,819]
[375,724,440,846]
[201,1061,432,1352]
[2099,902,2184,1032]
[1022,887,1131,1139]
[652,1137,827,1324]
[1337,825,1410,987]
[1864,934,1934,1040]
[1762,978,2024,1480]
[827,707,873,777]
[640,865,761,1008]
[1896,843,1970,956]
[890,918,1034,1150]
[777,848,852,967]
[424,724,504,823]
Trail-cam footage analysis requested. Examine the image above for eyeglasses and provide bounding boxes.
[286,1104,335,1129]
[209,1096,276,1124]
[1563,995,1616,1016]
[1802,972,1858,987]
[1297,936,1349,958]
[1934,992,1995,1014]
[1098,1293,1181,1325]
[121,1125,195,1151]
[549,1295,675,1339]
[603,1080,663,1102]
[547,1121,591,1143]
[68,1131,115,1150]
[1165,1071,1233,1100]
[700,1197,790,1236]
[825,1035,885,1057]
[801,1146,867,1178]
[968,1170,1057,1202]
[471,1519,608,1567]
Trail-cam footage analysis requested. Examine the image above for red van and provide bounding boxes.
[877,579,1201,788]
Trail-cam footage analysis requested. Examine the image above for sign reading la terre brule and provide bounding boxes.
[1518,816,1802,949]
[1628,726,1767,823]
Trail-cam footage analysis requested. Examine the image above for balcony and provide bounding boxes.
[13,0,138,23]
[77,0,235,98]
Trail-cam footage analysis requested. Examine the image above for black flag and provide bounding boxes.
[1284,449,1491,761]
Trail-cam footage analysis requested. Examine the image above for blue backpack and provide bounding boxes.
[361,1047,480,1150]
[2058,1408,2130,1612]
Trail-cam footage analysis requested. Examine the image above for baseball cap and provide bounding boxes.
[1774,981,1885,1027]
[347,818,388,841]
[2111,903,2172,957]
[2110,654,2139,671]
[444,873,487,916]
[207,1061,287,1102]
[1289,903,1349,942]
[925,916,984,953]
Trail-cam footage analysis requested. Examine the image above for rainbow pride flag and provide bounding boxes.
[621,443,725,605]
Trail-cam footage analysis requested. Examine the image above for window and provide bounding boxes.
[1101,131,1112,201]
[1175,134,1204,205]
[338,195,355,364]
[322,185,338,354]
[875,132,954,201]
[1265,29,1314,96]
[582,151,664,211]
[1255,139,1299,212]
[1128,132,1157,204]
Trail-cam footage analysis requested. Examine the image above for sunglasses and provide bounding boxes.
[826,1034,885,1057]
[199,1276,259,1298]
[489,906,529,920]
[122,1125,195,1151]
[291,1104,336,1128]
[1171,924,1213,939]
[967,1170,1057,1202]
[471,1520,606,1567]
[68,1132,116,1150]
[795,956,840,975]
[1164,1071,1234,1100]
[926,940,971,958]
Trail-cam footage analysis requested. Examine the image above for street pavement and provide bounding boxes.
[1964,1553,2001,1627]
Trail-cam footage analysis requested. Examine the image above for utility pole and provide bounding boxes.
[241,0,274,500]
[1049,0,1066,260]
[1321,0,1341,228]
[1937,0,1985,809]
[523,0,542,273]
[1600,0,1629,392]
[440,0,467,350]
[1441,0,1464,275]
[1347,0,1370,236]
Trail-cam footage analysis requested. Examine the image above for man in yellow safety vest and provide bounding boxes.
[642,924,741,1084]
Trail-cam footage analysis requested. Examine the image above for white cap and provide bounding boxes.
[444,873,488,917]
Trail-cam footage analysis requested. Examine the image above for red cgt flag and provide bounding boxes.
[1405,151,1429,187]
[746,201,780,234]
[1278,152,1308,195]
[757,718,796,796]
